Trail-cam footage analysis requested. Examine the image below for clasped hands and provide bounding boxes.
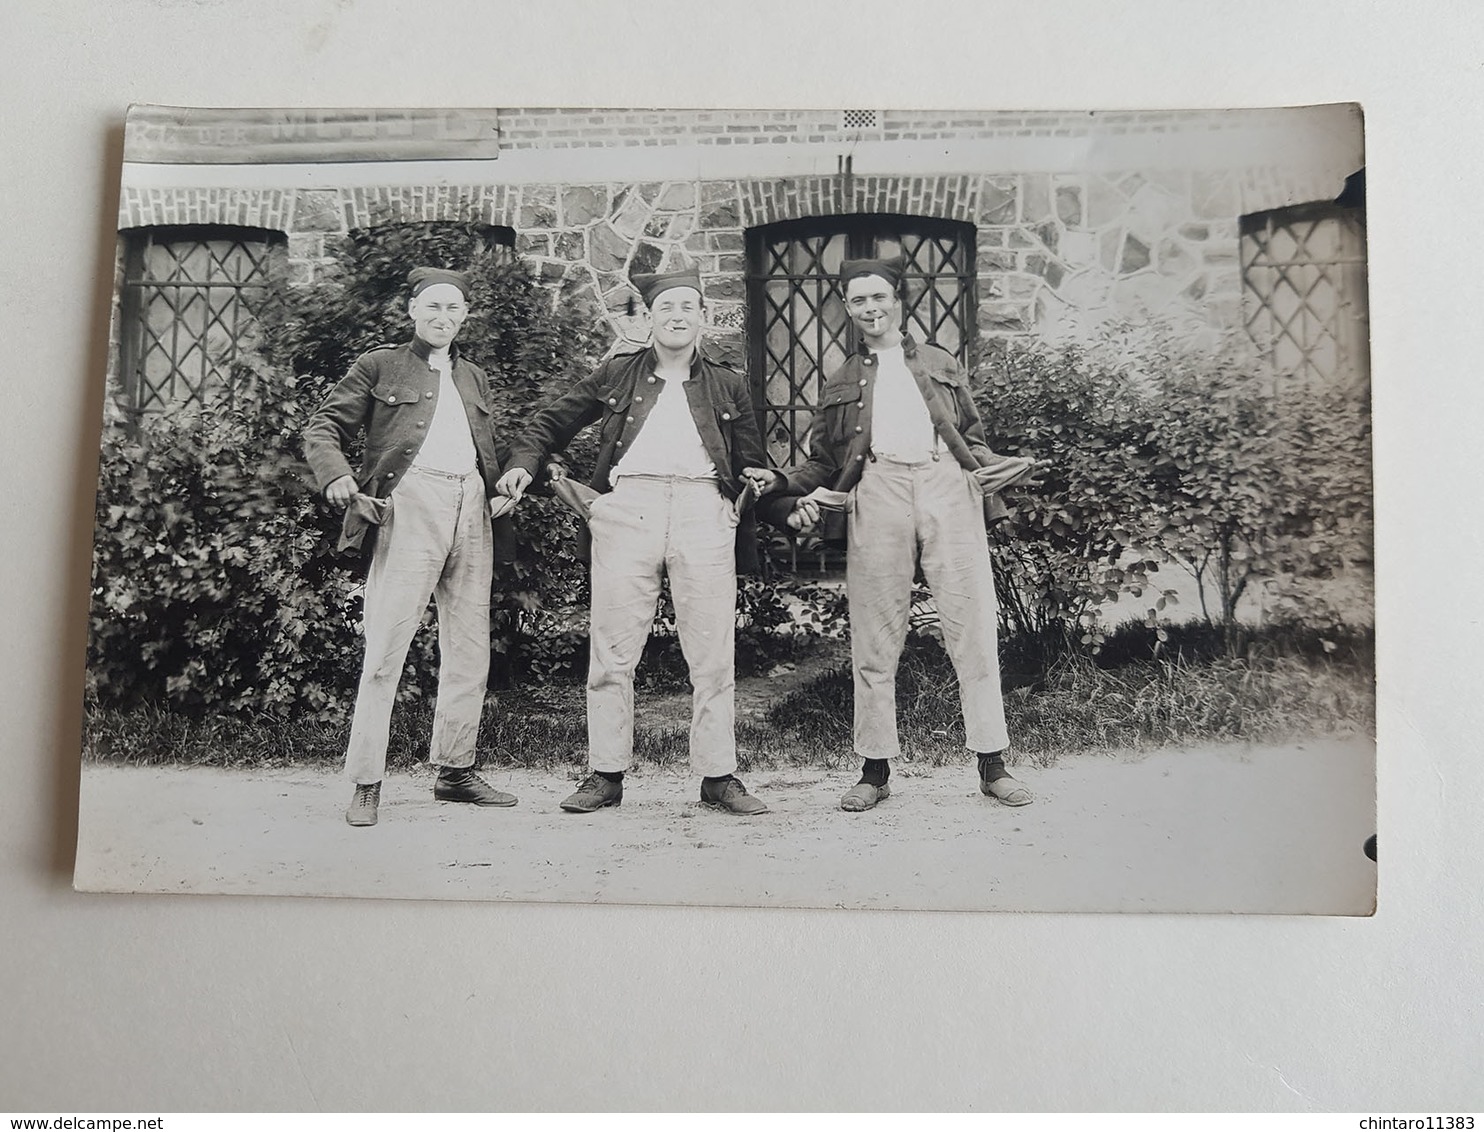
[492,462,567,505]
[740,467,820,531]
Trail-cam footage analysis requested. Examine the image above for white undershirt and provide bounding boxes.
[868,345,936,462]
[412,352,478,475]
[610,371,718,483]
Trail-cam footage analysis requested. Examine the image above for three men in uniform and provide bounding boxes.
[306,258,1034,822]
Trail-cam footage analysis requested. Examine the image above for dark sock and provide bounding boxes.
[596,769,623,783]
[858,758,890,787]
[977,751,1010,783]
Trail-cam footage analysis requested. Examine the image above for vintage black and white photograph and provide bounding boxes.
[75,104,1374,912]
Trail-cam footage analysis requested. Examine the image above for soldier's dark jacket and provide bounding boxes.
[757,334,1011,536]
[507,344,772,573]
[303,336,514,556]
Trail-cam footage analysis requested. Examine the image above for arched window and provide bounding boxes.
[746,216,977,468]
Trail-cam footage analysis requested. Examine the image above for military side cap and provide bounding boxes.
[631,267,704,307]
[840,255,905,290]
[408,266,472,299]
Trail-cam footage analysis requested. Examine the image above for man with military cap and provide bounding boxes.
[304,266,518,826]
[745,256,1039,812]
[497,266,771,816]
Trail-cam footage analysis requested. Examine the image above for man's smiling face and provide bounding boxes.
[408,282,469,349]
[845,274,901,340]
[647,286,704,353]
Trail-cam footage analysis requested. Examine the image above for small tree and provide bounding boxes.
[973,331,1372,660]
[1144,345,1372,649]
[89,347,382,719]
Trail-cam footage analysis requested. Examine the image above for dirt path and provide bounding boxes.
[75,738,1375,914]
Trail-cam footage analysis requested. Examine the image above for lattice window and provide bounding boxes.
[841,109,878,130]
[1241,201,1368,386]
[746,216,977,468]
[118,225,284,416]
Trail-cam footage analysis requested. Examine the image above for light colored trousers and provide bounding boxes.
[586,475,738,776]
[847,454,1010,759]
[345,465,493,785]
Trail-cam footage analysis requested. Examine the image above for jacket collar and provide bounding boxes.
[410,336,460,364]
[642,342,708,381]
[856,331,919,359]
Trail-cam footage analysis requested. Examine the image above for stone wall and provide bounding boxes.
[119,165,1276,373]
[115,107,1360,380]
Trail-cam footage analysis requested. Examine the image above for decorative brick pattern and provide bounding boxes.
[338,185,510,229]
[120,187,294,232]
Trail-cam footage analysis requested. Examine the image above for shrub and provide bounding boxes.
[974,339,1174,660]
[629,574,850,692]
[89,222,605,718]
[1138,339,1373,650]
[975,332,1373,659]
[88,355,412,719]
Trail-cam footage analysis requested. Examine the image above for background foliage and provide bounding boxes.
[90,222,603,717]
[974,333,1372,661]
[89,231,1373,727]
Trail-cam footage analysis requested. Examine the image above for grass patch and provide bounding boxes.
[85,621,1374,772]
[764,634,1374,770]
[84,685,593,772]
[85,683,787,775]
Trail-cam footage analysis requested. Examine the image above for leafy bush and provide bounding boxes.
[1137,338,1373,650]
[630,575,850,692]
[89,221,604,718]
[975,339,1174,658]
[88,353,407,719]
[975,332,1372,659]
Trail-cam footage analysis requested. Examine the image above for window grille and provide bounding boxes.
[746,215,977,469]
[118,225,283,416]
[1240,201,1368,386]
[746,215,977,575]
[841,109,878,130]
[118,221,517,419]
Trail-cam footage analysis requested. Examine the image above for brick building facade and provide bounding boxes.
[111,105,1366,455]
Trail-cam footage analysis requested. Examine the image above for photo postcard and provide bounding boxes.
[76,104,1374,912]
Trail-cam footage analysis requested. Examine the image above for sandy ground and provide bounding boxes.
[75,737,1375,914]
